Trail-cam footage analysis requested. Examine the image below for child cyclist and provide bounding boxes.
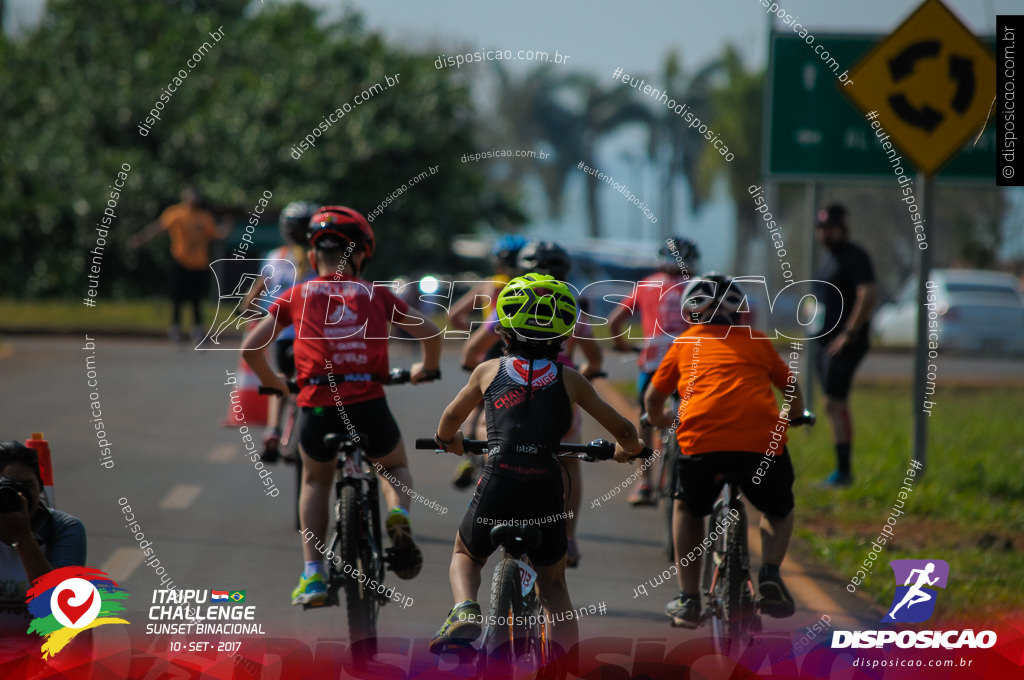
[239,200,319,461]
[242,206,442,605]
[429,273,650,663]
[644,273,810,627]
[461,241,602,567]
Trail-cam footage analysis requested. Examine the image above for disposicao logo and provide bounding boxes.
[832,558,997,650]
[26,566,129,658]
[882,559,948,623]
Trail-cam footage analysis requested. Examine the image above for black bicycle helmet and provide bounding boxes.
[279,201,320,246]
[516,241,572,281]
[659,235,701,274]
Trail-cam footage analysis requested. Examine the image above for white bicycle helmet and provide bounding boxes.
[682,272,745,324]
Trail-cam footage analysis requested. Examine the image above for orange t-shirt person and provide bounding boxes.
[650,324,793,456]
[159,202,219,270]
[130,186,230,339]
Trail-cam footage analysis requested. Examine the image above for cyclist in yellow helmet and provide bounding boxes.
[428,274,649,667]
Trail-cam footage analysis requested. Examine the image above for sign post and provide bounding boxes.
[840,0,996,471]
[911,174,933,469]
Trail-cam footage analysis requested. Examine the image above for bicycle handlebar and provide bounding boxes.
[789,410,816,427]
[258,368,440,396]
[415,437,616,461]
[258,381,300,396]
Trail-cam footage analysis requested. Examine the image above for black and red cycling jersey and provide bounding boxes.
[483,356,572,453]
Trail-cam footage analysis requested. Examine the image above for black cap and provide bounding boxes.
[817,203,848,227]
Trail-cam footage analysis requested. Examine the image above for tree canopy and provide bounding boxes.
[0,0,521,297]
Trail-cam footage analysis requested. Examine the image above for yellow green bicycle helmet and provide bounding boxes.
[496,273,577,340]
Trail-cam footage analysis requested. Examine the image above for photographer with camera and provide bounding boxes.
[0,441,86,636]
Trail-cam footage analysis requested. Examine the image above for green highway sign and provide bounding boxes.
[765,32,996,181]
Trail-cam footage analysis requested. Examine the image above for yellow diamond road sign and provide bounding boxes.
[844,0,996,176]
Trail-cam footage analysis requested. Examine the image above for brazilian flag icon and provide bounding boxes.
[229,591,246,602]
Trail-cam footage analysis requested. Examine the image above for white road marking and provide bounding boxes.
[100,547,145,582]
[209,443,235,463]
[160,483,203,509]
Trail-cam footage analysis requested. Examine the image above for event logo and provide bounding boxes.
[832,557,995,650]
[26,566,129,659]
[882,559,949,623]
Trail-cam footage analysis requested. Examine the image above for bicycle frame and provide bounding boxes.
[701,479,760,655]
[321,438,385,609]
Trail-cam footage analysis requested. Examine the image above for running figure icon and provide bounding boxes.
[882,559,949,623]
[887,562,938,619]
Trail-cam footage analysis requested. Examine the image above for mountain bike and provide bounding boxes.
[415,437,619,674]
[260,368,439,653]
[700,411,815,655]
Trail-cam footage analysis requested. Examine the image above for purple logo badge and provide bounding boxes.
[882,559,949,623]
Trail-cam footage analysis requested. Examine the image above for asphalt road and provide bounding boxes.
[2,335,905,673]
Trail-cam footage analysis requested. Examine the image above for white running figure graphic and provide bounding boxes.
[210,264,281,344]
[887,562,939,619]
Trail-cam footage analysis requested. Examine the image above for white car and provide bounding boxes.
[872,269,1024,355]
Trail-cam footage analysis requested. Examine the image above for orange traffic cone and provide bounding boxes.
[25,432,55,509]
[221,321,270,428]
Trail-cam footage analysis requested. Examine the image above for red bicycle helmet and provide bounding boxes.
[307,205,375,258]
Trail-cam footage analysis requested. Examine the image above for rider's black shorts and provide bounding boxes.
[674,449,795,518]
[274,338,295,377]
[815,334,869,400]
[298,398,401,462]
[459,454,567,567]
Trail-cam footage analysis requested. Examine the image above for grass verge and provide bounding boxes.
[0,298,174,333]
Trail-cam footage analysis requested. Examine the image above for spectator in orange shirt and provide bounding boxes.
[131,186,230,342]
[645,273,809,629]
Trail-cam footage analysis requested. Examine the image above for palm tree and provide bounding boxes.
[490,65,652,238]
[568,76,653,238]
[487,63,576,216]
[693,44,764,272]
[646,50,723,240]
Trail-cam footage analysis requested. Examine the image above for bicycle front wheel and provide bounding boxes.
[659,431,680,561]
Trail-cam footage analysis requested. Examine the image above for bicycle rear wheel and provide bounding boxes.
[704,493,741,655]
[722,503,745,655]
[339,484,378,650]
[483,559,533,668]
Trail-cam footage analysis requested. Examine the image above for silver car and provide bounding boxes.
[873,269,1024,355]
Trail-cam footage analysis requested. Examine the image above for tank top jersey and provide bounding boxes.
[483,356,573,453]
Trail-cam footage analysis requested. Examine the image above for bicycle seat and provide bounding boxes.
[490,525,542,554]
[323,432,365,454]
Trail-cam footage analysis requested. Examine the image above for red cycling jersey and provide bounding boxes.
[622,272,691,373]
[269,275,410,407]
